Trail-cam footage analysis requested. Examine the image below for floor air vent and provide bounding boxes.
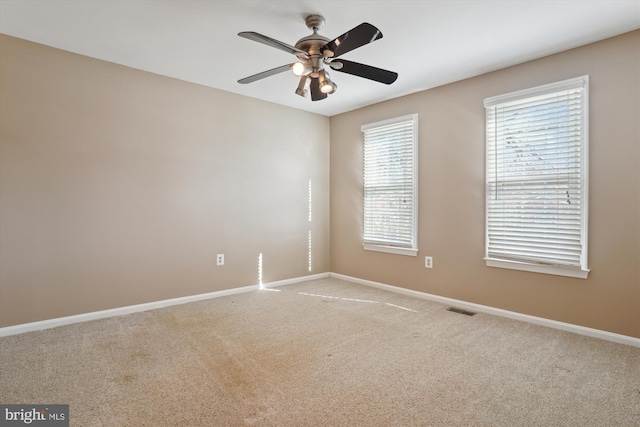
[446,307,476,316]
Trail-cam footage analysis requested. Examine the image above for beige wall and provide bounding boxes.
[0,35,330,327]
[2,31,639,339]
[330,30,640,338]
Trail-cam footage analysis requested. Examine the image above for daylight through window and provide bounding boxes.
[484,76,589,278]
[362,114,418,256]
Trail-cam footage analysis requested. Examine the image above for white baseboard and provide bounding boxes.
[3,271,636,348]
[0,272,329,337]
[330,272,640,348]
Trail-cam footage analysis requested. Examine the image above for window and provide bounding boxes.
[362,114,418,256]
[484,76,589,278]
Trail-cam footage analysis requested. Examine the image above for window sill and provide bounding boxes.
[485,258,589,279]
[364,244,418,257]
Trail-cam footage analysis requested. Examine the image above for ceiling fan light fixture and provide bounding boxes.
[292,61,312,77]
[320,80,334,94]
[318,70,336,94]
[295,75,308,97]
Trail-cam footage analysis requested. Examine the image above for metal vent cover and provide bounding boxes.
[446,307,476,316]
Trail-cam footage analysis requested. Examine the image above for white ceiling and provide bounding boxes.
[1,0,638,117]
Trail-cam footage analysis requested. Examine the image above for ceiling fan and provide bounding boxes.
[237,15,398,101]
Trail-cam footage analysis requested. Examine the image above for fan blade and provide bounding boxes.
[322,23,383,58]
[238,64,293,84]
[330,59,398,85]
[310,78,328,101]
[238,32,308,58]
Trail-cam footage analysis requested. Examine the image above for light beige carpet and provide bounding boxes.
[1,277,639,426]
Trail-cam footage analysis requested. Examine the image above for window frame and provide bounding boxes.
[484,76,589,278]
[361,113,419,256]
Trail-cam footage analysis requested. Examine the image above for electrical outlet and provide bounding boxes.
[425,256,433,269]
[216,254,224,266]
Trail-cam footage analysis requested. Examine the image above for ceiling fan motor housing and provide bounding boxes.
[295,33,331,56]
[295,34,330,77]
[295,16,332,78]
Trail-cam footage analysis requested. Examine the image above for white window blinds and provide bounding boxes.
[484,76,589,278]
[362,114,418,255]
